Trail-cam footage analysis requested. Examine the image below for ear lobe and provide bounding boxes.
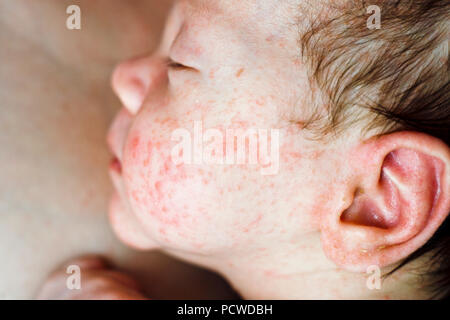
[321,133,450,272]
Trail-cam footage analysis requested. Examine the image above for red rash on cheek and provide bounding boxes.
[279,136,325,164]
[130,136,140,159]
[125,131,206,230]
[143,141,152,167]
[242,213,263,233]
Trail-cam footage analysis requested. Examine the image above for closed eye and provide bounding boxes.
[166,58,190,70]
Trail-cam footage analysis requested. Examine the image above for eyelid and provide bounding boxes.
[166,57,198,72]
[166,58,187,70]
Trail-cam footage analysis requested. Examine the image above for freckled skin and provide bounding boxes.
[105,0,448,300]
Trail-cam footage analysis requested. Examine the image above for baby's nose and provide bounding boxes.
[111,56,166,115]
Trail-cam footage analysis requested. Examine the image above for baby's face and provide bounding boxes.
[108,0,349,261]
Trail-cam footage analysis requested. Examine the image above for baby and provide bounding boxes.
[38,0,449,299]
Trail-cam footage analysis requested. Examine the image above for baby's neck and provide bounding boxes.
[226,256,429,299]
[168,241,427,299]
[226,260,426,299]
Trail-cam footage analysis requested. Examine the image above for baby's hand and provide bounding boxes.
[36,256,147,300]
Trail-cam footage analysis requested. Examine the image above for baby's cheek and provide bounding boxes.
[121,132,221,250]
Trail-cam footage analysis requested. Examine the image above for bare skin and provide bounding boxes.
[35,0,449,299]
[0,0,236,299]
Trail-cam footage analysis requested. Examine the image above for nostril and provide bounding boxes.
[111,56,167,114]
[111,61,148,115]
[117,77,146,114]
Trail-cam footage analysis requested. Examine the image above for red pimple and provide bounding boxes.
[195,243,205,249]
[143,141,153,166]
[254,98,265,106]
[163,161,171,174]
[209,69,215,79]
[289,151,302,159]
[243,213,263,233]
[130,136,140,158]
[131,190,140,202]
[155,181,163,194]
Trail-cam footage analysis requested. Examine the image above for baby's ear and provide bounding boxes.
[321,132,450,272]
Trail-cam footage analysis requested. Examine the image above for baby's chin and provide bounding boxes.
[108,192,159,251]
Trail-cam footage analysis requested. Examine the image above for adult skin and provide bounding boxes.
[0,0,236,299]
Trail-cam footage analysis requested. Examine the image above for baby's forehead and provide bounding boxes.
[177,0,301,42]
[181,0,298,23]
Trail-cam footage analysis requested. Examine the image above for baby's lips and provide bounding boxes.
[109,161,127,199]
[110,157,122,174]
[107,108,133,162]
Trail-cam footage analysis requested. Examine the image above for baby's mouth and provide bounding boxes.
[107,108,134,168]
[110,157,122,174]
[109,157,126,200]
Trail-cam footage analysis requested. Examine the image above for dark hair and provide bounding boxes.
[299,0,449,298]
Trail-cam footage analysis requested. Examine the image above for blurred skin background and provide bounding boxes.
[0,0,236,299]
